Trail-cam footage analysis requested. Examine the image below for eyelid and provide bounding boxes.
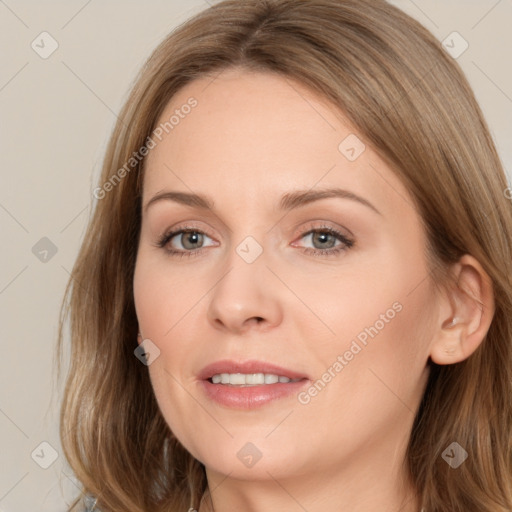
[157,221,218,247]
[290,220,353,241]
[290,223,354,253]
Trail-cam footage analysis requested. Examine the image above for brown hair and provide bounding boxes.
[56,0,512,510]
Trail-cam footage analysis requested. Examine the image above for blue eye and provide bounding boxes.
[156,225,354,258]
[156,228,216,258]
[297,226,354,256]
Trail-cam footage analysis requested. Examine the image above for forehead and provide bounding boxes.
[142,68,415,221]
[147,68,347,165]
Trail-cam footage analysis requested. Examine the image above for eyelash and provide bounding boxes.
[155,224,354,259]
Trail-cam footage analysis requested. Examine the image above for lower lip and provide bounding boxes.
[199,379,310,409]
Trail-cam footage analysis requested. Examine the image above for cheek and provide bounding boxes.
[133,255,206,399]
[354,280,435,412]
[312,249,435,406]
[333,222,436,367]
[133,253,202,339]
[298,286,434,452]
[133,257,202,445]
[133,259,166,335]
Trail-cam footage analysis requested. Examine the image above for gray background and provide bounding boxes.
[1,1,511,510]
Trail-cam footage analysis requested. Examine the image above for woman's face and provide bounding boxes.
[133,68,440,485]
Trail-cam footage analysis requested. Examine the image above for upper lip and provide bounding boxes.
[198,359,310,381]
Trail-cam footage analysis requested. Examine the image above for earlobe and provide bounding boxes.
[137,332,142,345]
[429,255,495,365]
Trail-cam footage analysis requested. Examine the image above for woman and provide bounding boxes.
[56,0,512,510]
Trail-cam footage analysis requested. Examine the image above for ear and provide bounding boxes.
[430,254,495,365]
[137,332,143,345]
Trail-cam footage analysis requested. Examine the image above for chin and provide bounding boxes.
[194,438,308,481]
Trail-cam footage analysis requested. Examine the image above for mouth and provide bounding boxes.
[198,359,309,382]
[198,359,310,408]
[208,372,303,386]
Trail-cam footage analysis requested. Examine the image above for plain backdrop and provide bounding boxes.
[1,1,511,510]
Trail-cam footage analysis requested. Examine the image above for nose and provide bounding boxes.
[206,248,284,335]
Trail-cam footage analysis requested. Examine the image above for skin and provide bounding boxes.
[133,68,495,512]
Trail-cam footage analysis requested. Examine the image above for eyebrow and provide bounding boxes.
[144,187,382,216]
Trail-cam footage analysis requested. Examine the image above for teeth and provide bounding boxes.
[265,374,279,384]
[210,373,301,386]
